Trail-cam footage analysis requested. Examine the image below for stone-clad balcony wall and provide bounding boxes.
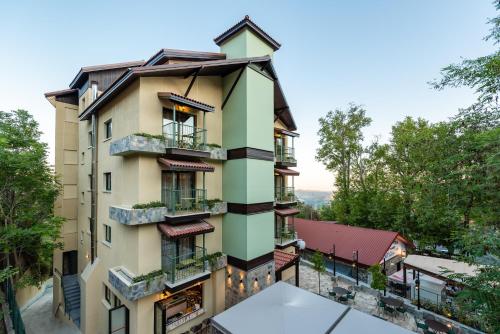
[109,134,227,160]
[109,206,168,225]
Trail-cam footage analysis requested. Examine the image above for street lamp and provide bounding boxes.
[352,250,359,286]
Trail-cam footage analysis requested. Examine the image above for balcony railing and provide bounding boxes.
[275,145,296,164]
[163,122,207,151]
[275,228,297,245]
[163,246,207,284]
[162,188,207,216]
[275,186,296,203]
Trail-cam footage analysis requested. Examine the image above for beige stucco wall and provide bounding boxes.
[75,75,225,333]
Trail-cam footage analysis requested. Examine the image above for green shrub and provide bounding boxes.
[134,133,165,140]
[132,269,164,284]
[132,201,164,209]
[206,143,221,148]
[206,198,222,209]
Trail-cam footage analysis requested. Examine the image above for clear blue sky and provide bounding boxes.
[0,1,496,190]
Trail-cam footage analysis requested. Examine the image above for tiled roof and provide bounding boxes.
[274,168,299,176]
[214,15,281,51]
[158,158,215,172]
[275,208,300,216]
[157,92,215,112]
[295,218,412,267]
[158,220,214,239]
[274,250,298,271]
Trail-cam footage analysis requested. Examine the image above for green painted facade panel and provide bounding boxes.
[222,70,247,150]
[222,212,274,261]
[246,159,274,203]
[221,28,274,59]
[222,159,248,203]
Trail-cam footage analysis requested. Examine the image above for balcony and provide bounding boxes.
[162,188,209,222]
[275,145,296,167]
[275,228,298,247]
[163,122,210,158]
[275,186,297,205]
[163,246,209,287]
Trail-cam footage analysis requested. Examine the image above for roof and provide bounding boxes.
[44,88,78,97]
[404,255,479,281]
[295,218,412,267]
[275,208,300,216]
[78,56,272,120]
[157,220,214,239]
[274,250,298,271]
[214,15,281,51]
[211,281,414,334]
[69,60,145,89]
[157,158,214,172]
[144,48,226,66]
[275,128,300,137]
[157,92,215,113]
[275,168,300,176]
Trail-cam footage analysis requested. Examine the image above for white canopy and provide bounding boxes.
[212,281,414,334]
[404,255,478,281]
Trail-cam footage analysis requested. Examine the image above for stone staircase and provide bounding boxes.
[62,274,80,328]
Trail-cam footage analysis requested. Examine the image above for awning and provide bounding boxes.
[157,220,214,239]
[158,92,215,112]
[275,208,300,216]
[274,128,300,137]
[404,255,479,282]
[274,250,299,271]
[275,168,299,176]
[158,158,214,172]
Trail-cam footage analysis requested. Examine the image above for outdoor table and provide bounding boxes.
[425,319,450,333]
[380,296,404,308]
[331,287,349,296]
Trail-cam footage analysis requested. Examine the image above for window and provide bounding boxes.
[114,295,122,307]
[88,175,92,190]
[88,130,92,148]
[104,224,111,243]
[104,172,112,191]
[104,119,112,139]
[104,284,111,303]
[81,192,84,204]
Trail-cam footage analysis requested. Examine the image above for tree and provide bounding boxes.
[311,250,326,295]
[0,110,64,288]
[368,264,387,292]
[316,104,372,224]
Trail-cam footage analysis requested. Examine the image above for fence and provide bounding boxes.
[3,279,26,334]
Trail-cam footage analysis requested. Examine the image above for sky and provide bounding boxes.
[0,1,496,191]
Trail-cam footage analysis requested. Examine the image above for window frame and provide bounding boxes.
[104,172,112,192]
[104,119,112,139]
[104,284,111,303]
[104,224,112,243]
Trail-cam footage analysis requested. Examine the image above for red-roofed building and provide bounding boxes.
[295,218,413,282]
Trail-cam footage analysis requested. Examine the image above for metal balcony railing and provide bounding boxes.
[275,145,296,164]
[275,186,296,203]
[163,246,207,284]
[163,122,207,151]
[275,228,297,245]
[162,188,207,216]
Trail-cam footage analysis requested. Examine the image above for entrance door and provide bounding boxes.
[62,250,78,276]
[109,304,129,334]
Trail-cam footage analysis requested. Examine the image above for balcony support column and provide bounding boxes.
[172,104,177,147]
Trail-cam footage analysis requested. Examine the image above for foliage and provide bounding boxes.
[132,201,165,209]
[0,110,64,288]
[202,252,224,268]
[0,266,18,283]
[368,264,387,291]
[311,250,326,294]
[206,143,222,148]
[206,199,223,209]
[296,200,320,220]
[131,269,164,284]
[133,133,165,140]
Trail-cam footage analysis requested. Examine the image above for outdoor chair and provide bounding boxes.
[396,306,406,318]
[328,290,336,298]
[384,306,395,316]
[377,300,386,308]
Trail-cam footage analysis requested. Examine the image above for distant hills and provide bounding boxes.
[295,190,332,208]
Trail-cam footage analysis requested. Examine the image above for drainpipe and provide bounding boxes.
[90,112,98,263]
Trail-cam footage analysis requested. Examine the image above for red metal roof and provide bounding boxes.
[295,218,412,267]
[274,250,298,271]
[275,208,300,216]
[158,158,215,172]
[274,168,300,176]
[157,220,214,239]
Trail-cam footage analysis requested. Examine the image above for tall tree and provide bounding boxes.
[0,110,63,287]
[316,104,371,223]
[311,250,326,295]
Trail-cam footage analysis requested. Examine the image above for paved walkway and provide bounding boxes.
[299,262,418,333]
[21,280,80,334]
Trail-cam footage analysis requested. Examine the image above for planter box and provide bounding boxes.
[208,201,227,216]
[110,135,166,156]
[109,206,168,225]
[205,147,227,160]
[208,254,227,272]
[109,267,165,301]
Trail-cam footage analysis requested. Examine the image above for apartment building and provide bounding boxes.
[45,16,299,334]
